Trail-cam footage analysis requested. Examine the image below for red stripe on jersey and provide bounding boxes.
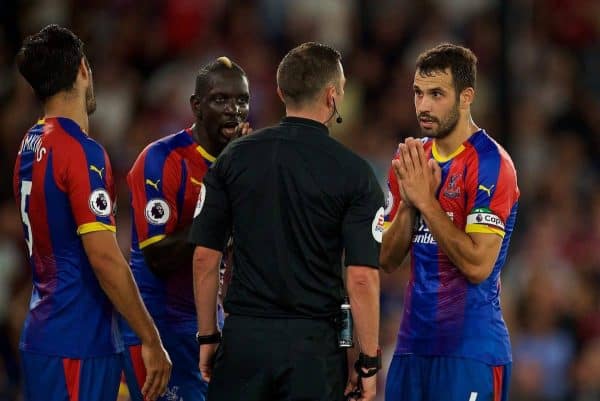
[128,145,153,245]
[28,123,54,280]
[488,148,518,222]
[492,365,503,401]
[62,358,82,401]
[128,344,146,389]
[464,145,480,214]
[50,121,115,228]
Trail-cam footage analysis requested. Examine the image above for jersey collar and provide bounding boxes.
[281,117,329,135]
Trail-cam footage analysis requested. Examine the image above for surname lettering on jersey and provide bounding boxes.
[19,134,46,161]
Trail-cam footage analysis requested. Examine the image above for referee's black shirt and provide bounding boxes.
[190,117,384,319]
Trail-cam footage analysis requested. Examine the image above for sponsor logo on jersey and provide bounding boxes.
[371,207,385,243]
[194,183,206,218]
[412,211,454,245]
[413,214,436,244]
[478,184,495,197]
[89,165,104,179]
[145,178,160,191]
[145,198,170,225]
[89,189,112,217]
[467,207,504,230]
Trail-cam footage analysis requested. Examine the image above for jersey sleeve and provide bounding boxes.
[342,161,385,269]
[465,149,519,238]
[384,157,401,229]
[60,138,116,235]
[188,154,231,251]
[128,144,181,249]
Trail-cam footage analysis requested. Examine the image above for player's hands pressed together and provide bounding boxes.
[392,137,441,211]
[199,343,219,382]
[141,341,172,401]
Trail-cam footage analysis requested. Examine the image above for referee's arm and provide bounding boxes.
[189,162,231,381]
[346,266,379,356]
[342,167,384,357]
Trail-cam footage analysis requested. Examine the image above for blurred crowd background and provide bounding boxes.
[1,1,599,400]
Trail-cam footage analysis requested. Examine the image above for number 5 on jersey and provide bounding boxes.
[20,180,33,257]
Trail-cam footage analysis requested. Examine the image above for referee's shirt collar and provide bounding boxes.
[280,116,330,135]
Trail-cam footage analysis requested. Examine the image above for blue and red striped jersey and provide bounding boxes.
[121,128,215,345]
[384,130,519,365]
[13,117,122,357]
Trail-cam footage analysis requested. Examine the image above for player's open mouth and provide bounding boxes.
[220,122,239,137]
[419,119,435,129]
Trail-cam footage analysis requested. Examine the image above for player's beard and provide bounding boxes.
[418,99,459,139]
[85,82,96,115]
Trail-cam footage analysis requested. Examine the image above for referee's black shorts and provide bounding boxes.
[207,314,347,401]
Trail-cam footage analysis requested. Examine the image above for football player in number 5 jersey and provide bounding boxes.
[13,24,171,401]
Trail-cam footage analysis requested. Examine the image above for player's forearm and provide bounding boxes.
[90,251,161,345]
[419,201,492,283]
[346,266,380,356]
[193,246,222,335]
[143,227,194,277]
[380,204,415,272]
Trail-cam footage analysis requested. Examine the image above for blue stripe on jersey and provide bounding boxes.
[469,132,501,209]
[144,144,169,239]
[176,159,187,225]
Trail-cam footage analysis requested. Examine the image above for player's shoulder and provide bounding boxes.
[48,117,107,161]
[467,130,515,167]
[139,130,190,161]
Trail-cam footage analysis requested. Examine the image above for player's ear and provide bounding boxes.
[460,87,475,109]
[190,94,202,120]
[77,57,90,86]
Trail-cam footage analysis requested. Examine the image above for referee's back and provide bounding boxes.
[200,117,383,318]
[189,42,383,401]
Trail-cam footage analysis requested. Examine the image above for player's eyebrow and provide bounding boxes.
[427,86,446,93]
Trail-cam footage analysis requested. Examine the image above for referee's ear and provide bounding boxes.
[276,87,286,105]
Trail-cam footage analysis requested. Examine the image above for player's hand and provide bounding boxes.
[357,375,377,401]
[235,122,253,138]
[344,367,359,399]
[140,341,172,401]
[394,138,440,211]
[199,343,219,382]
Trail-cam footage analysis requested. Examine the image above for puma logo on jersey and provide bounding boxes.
[478,184,495,197]
[145,179,160,191]
[190,177,202,186]
[89,165,104,179]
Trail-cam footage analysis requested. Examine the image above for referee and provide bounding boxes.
[190,42,383,401]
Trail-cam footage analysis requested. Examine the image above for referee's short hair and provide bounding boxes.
[277,42,342,108]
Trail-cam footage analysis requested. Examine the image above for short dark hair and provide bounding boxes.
[16,24,85,102]
[277,42,342,107]
[416,43,478,94]
[194,56,247,97]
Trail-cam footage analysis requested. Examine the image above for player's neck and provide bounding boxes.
[43,92,89,134]
[434,116,479,158]
[191,123,219,157]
